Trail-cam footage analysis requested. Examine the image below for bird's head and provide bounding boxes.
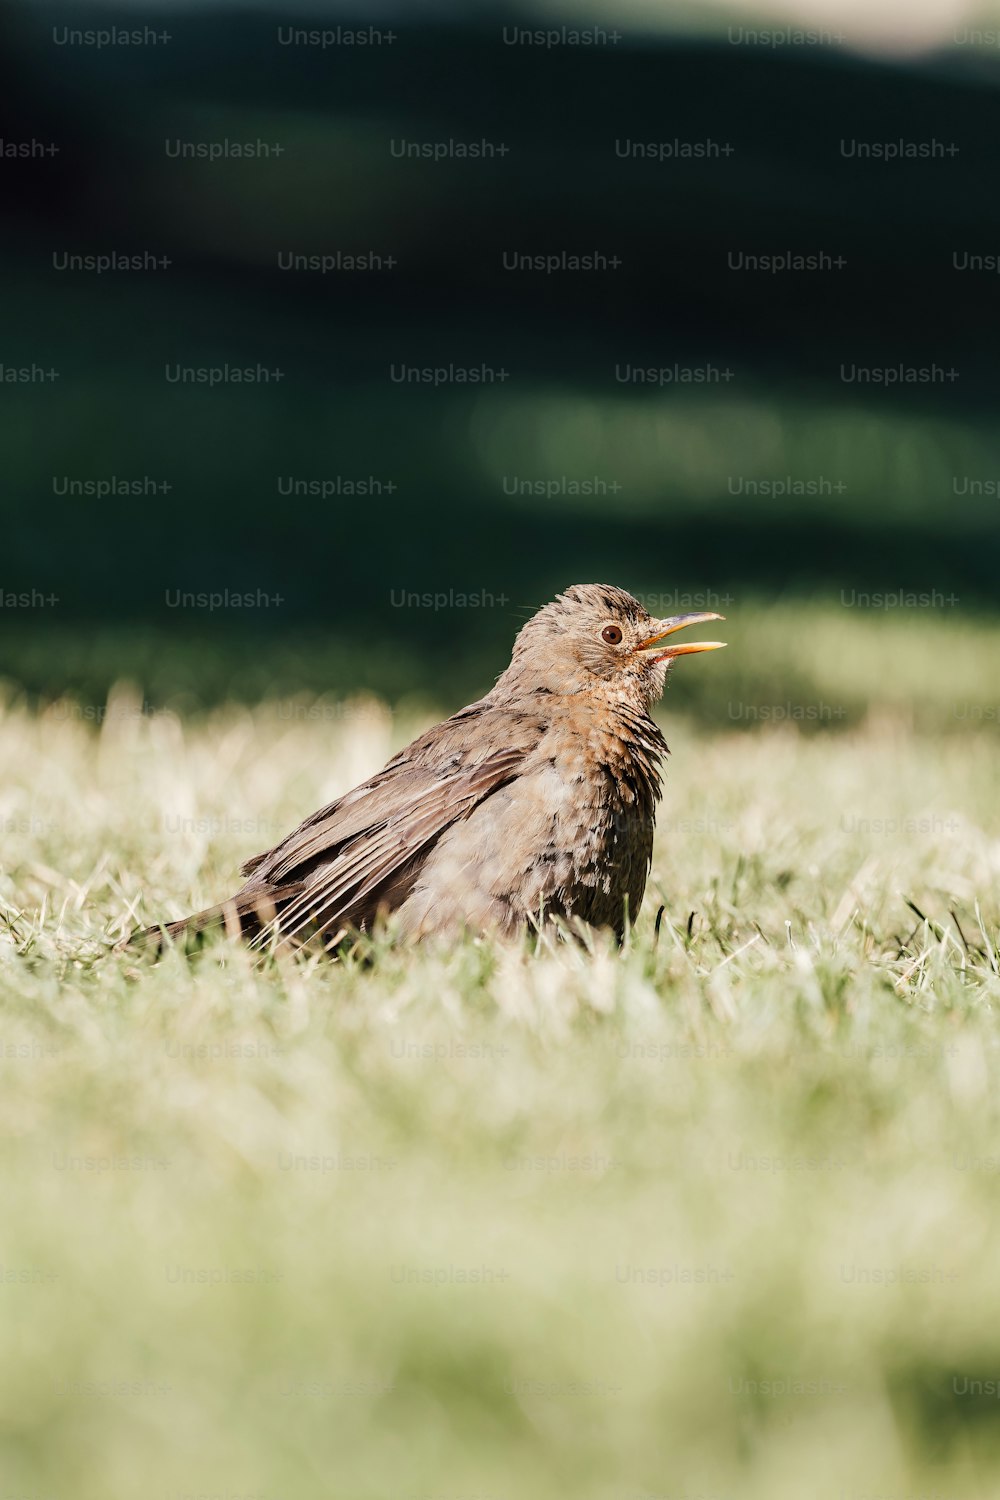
[497,583,726,712]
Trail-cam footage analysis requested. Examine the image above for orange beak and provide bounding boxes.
[636,611,727,663]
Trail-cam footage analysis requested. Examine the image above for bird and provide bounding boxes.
[127,584,725,954]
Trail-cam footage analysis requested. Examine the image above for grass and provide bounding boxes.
[1,614,999,1500]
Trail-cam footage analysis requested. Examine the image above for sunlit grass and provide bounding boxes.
[0,654,999,1500]
[470,387,994,522]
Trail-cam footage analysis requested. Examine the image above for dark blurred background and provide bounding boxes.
[2,0,998,709]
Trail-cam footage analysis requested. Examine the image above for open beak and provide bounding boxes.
[636,611,727,662]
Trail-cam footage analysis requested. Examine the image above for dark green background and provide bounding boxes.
[3,4,998,705]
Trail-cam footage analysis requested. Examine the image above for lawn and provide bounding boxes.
[1,608,999,1500]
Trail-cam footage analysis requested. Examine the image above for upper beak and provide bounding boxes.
[636,611,727,661]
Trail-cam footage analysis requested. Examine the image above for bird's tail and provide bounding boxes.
[120,892,279,955]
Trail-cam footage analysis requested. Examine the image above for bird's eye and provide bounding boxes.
[601,624,623,645]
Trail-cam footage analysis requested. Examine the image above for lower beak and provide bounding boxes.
[636,611,727,662]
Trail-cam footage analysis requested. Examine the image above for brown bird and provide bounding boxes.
[129,584,725,953]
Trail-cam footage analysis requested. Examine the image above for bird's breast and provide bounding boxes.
[396,710,664,940]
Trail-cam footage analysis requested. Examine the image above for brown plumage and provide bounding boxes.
[128,584,725,953]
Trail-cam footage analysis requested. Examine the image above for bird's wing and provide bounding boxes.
[240,717,533,946]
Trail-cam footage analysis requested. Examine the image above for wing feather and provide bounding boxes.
[245,743,528,947]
